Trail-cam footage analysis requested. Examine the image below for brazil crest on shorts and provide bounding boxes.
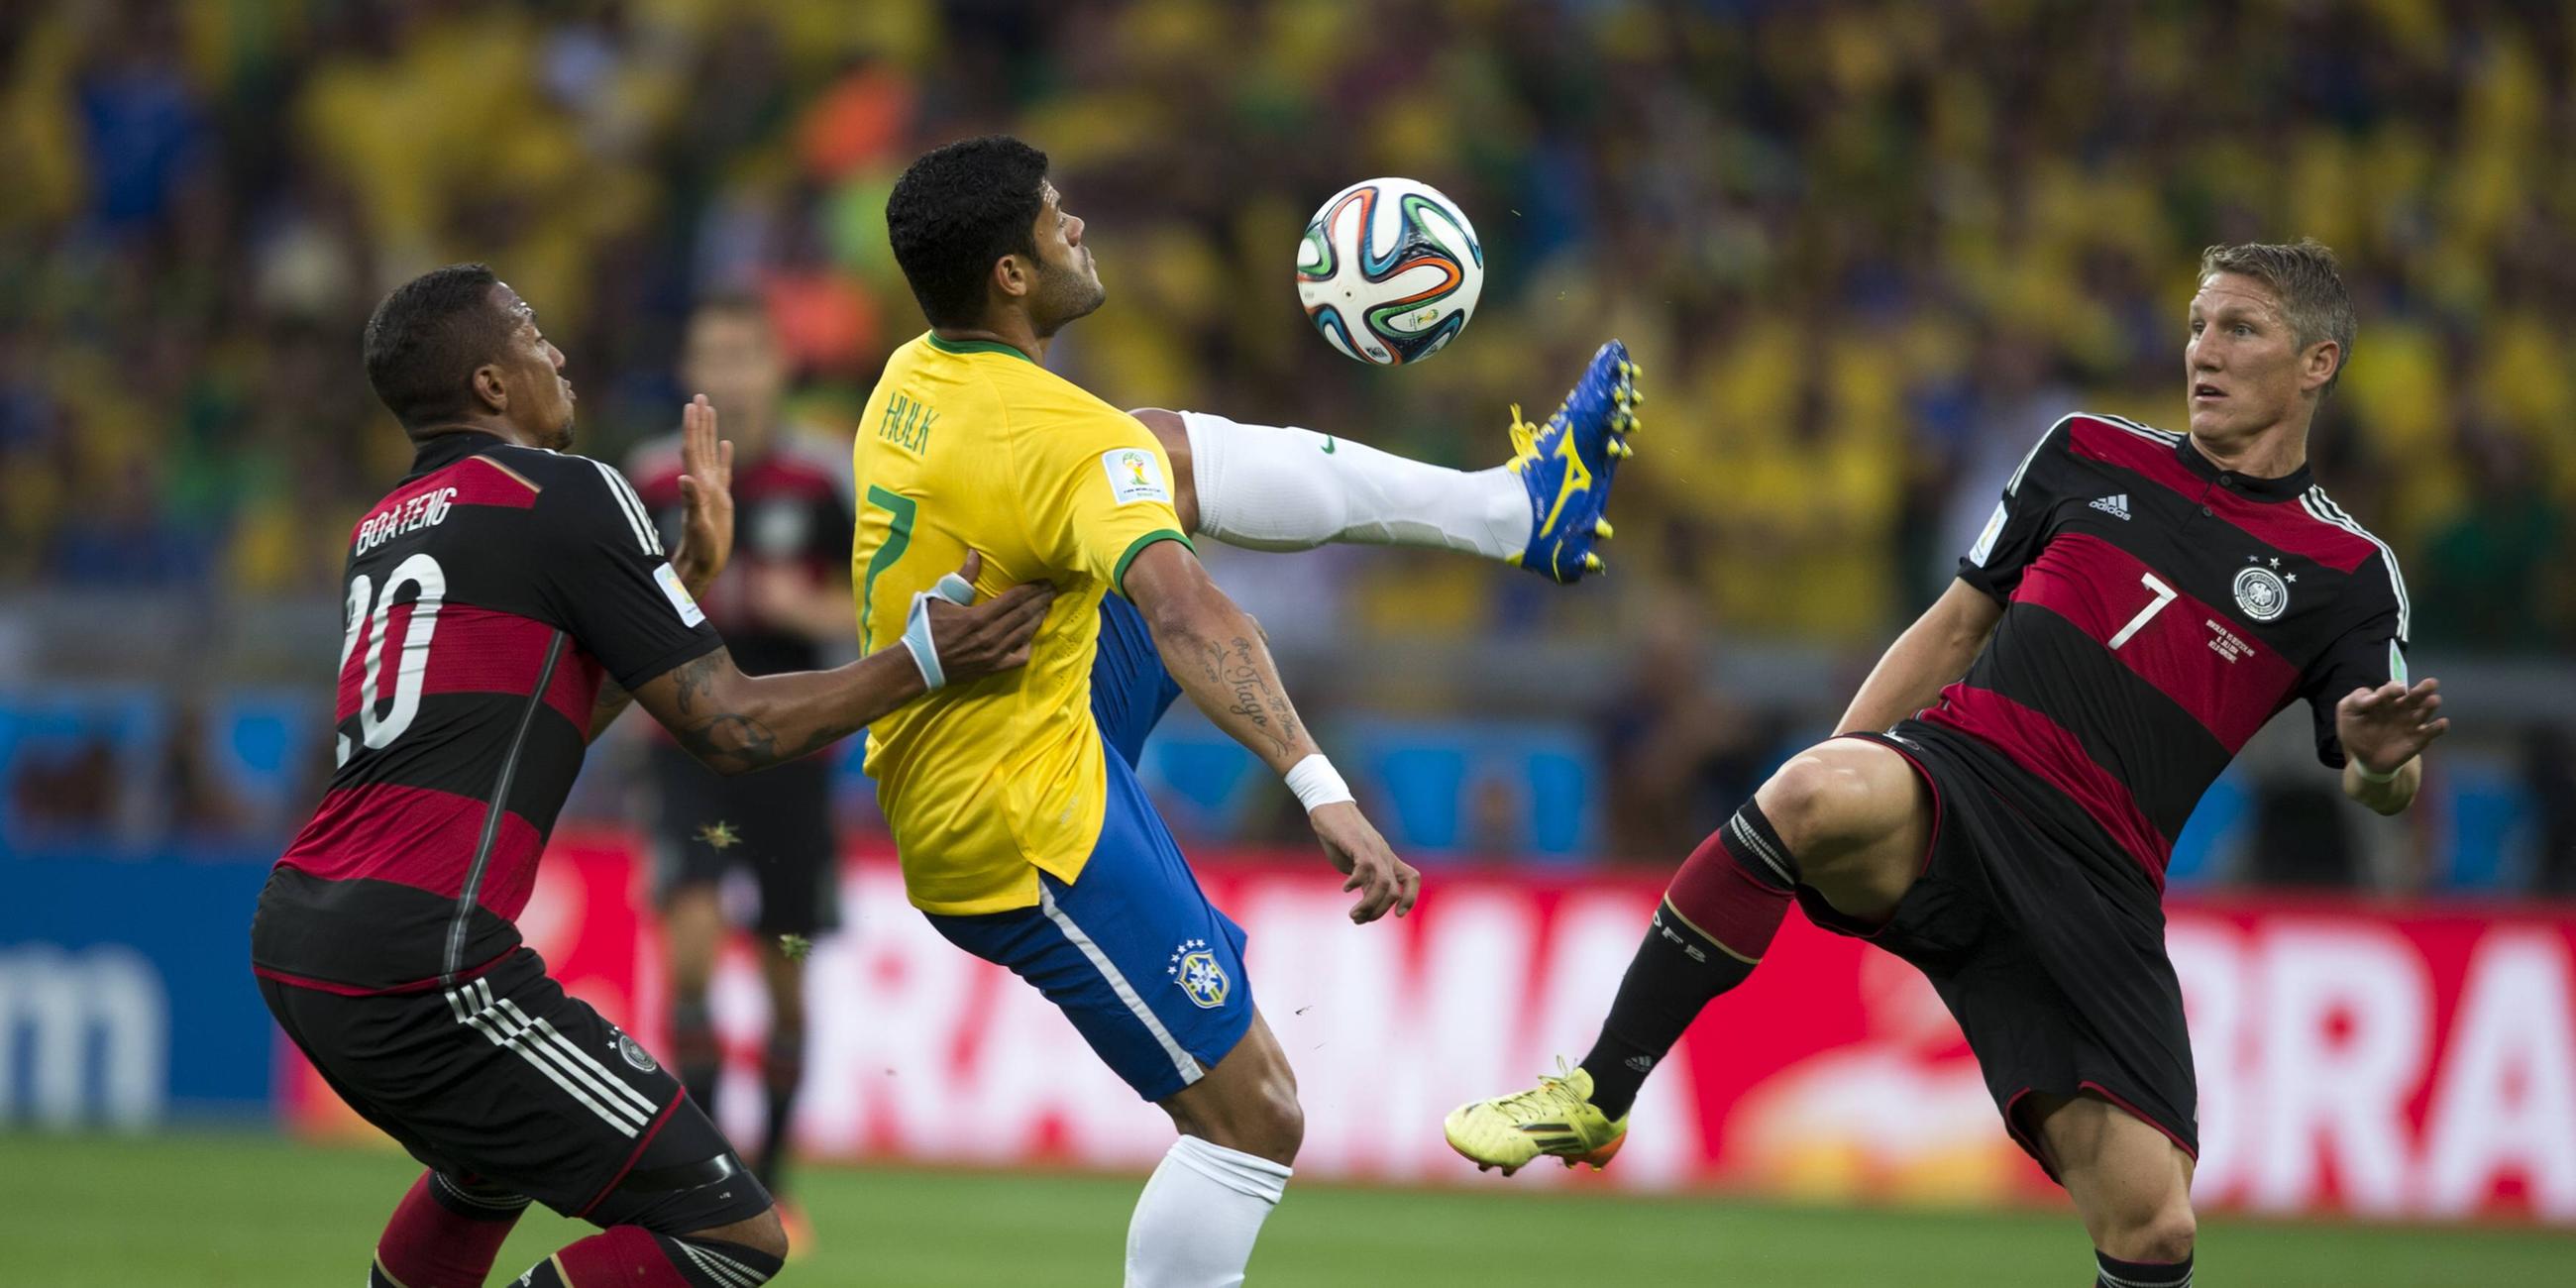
[1169,937,1231,1009]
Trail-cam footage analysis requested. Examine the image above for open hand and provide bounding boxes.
[669,394,735,593]
[2335,677,2448,776]
[923,551,1055,683]
[1310,801,1420,924]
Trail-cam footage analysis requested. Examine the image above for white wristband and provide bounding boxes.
[900,572,978,691]
[2351,758,2402,785]
[1284,753,1354,810]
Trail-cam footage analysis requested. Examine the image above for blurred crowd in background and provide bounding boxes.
[3,0,2570,889]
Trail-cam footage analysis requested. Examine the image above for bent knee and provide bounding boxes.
[1757,750,1893,851]
[1177,1071,1304,1165]
[2109,1206,2196,1264]
[1226,1073,1305,1163]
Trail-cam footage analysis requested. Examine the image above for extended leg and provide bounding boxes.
[1446,738,1931,1170]
[2028,1093,2199,1286]
[1130,339,1637,580]
[1139,407,1527,558]
[1128,1012,1301,1288]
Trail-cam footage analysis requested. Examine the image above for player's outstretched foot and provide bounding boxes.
[1444,1059,1629,1176]
[1505,340,1639,583]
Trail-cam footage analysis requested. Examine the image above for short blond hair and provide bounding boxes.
[2199,238,2357,399]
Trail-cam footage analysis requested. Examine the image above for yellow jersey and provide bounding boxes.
[851,333,1193,914]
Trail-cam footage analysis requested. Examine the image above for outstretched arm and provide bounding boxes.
[2335,678,2447,815]
[1122,539,1420,922]
[1836,579,2005,736]
[627,557,1053,775]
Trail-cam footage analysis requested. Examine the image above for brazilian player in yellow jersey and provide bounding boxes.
[858,137,1639,1288]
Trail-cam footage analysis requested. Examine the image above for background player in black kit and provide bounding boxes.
[628,297,854,1223]
[250,264,1052,1287]
[1446,240,2449,1288]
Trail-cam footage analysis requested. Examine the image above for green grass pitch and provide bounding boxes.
[5,1131,2568,1285]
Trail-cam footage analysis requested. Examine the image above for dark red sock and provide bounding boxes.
[372,1170,525,1288]
[1579,804,1797,1119]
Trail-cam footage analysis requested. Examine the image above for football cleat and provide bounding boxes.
[1504,340,1638,583]
[1444,1059,1629,1177]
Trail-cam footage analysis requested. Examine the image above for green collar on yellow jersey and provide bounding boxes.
[924,332,1035,364]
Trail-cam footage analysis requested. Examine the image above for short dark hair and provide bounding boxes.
[363,264,516,429]
[2199,239,2357,399]
[886,136,1050,329]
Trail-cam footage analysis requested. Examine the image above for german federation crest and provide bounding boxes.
[1167,938,1231,1010]
[2233,566,2289,621]
[615,1030,659,1074]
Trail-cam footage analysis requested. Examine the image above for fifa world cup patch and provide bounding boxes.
[1102,448,1171,506]
[1167,938,1231,1009]
[654,562,707,626]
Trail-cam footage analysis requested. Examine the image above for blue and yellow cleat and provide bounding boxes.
[1505,340,1639,583]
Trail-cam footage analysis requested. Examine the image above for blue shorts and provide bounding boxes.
[926,595,1254,1103]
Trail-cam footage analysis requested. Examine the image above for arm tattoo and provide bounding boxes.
[671,651,721,716]
[665,652,860,773]
[1199,634,1299,758]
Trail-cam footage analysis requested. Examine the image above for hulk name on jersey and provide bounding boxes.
[850,333,1191,916]
[1926,411,2409,894]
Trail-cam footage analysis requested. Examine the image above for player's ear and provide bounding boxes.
[993,253,1031,303]
[470,362,509,415]
[2301,339,2340,395]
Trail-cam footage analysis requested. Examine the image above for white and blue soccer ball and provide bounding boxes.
[1295,177,1484,366]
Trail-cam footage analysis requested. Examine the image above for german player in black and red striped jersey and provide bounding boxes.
[251,264,1053,1287]
[1445,241,2447,1288]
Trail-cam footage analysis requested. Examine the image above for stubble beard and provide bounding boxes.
[1032,259,1107,339]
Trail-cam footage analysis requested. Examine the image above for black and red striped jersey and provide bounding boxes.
[628,433,852,678]
[252,431,722,994]
[1914,412,2409,895]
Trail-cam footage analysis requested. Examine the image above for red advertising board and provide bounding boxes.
[279,831,2576,1224]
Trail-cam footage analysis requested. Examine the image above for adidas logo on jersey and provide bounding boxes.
[2090,493,2131,520]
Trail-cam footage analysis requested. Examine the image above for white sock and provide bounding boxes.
[1181,410,1528,559]
[1124,1134,1292,1288]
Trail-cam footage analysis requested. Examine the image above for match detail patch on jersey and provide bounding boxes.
[654,562,707,626]
[1102,448,1170,506]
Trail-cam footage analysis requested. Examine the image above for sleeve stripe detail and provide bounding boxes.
[607,466,665,556]
[588,459,663,556]
[2005,414,2075,497]
[2301,487,2410,642]
[1111,529,1195,599]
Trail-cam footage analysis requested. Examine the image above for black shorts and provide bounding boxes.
[258,948,771,1231]
[648,745,840,936]
[1795,721,2199,1177]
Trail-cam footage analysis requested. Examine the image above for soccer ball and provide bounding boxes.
[1295,177,1484,366]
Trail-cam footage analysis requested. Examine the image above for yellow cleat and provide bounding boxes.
[1444,1060,1629,1177]
[1594,518,1615,540]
